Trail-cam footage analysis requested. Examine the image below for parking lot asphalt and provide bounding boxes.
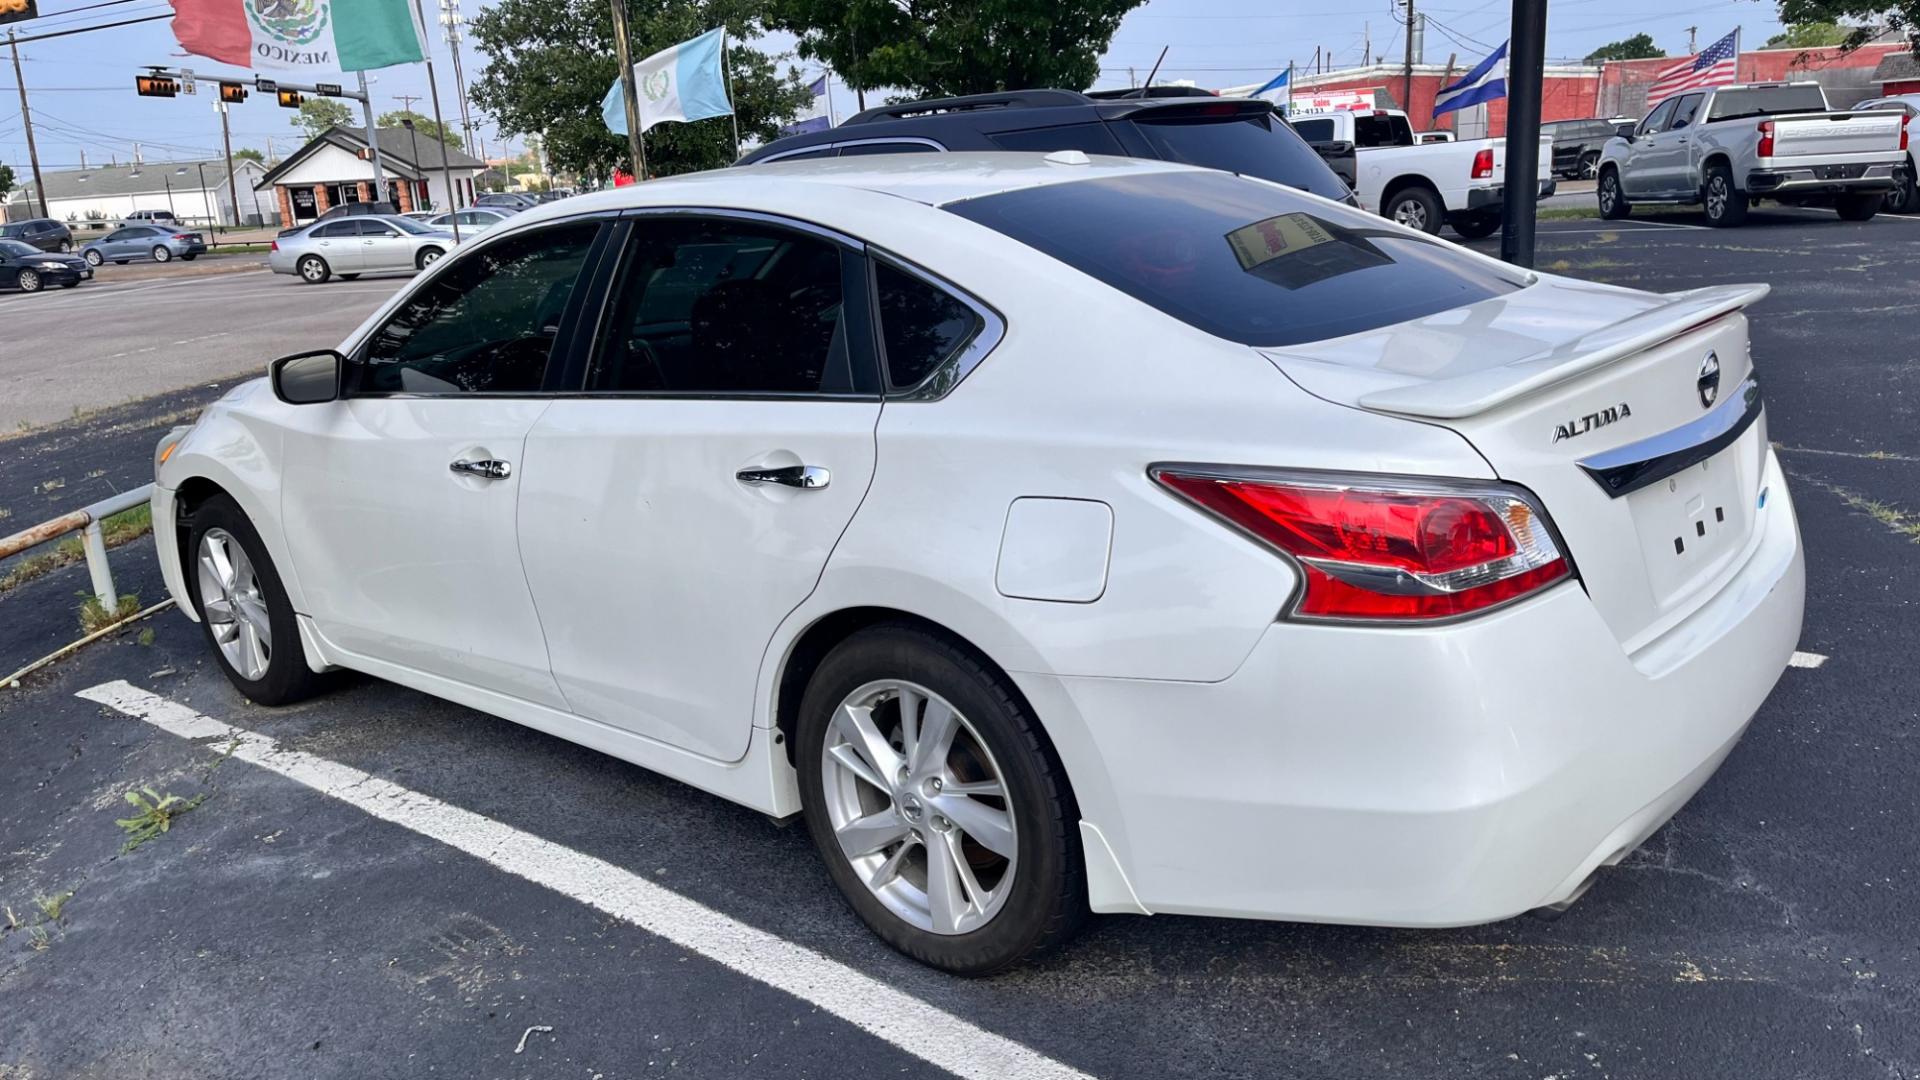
[2,209,1918,1080]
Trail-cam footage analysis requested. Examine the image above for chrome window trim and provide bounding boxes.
[869,248,1006,402]
[755,136,946,164]
[1578,377,1763,498]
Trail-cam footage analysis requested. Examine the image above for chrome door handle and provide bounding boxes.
[735,464,830,489]
[450,458,512,480]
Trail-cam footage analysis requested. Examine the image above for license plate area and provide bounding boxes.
[1628,446,1753,606]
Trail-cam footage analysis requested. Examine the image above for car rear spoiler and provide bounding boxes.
[1356,283,1771,420]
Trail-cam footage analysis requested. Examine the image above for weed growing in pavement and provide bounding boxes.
[115,787,207,852]
[33,892,72,923]
[0,506,10,521]
[27,927,50,952]
[0,504,153,593]
[137,628,156,646]
[78,592,142,634]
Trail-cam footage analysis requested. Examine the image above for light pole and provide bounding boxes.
[402,117,424,210]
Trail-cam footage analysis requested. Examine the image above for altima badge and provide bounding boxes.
[1698,351,1721,409]
[1552,403,1631,444]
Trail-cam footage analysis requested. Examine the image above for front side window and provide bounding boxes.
[1640,98,1679,135]
[1670,94,1705,130]
[947,170,1521,348]
[874,261,984,390]
[355,222,598,395]
[588,217,867,396]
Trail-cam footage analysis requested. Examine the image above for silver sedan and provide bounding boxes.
[267,215,457,284]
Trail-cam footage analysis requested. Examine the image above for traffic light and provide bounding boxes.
[135,74,180,98]
[277,89,305,109]
[219,81,248,104]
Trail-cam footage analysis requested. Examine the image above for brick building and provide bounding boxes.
[254,124,488,225]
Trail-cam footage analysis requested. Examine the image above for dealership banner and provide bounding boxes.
[168,0,429,71]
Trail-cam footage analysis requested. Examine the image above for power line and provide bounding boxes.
[6,12,171,45]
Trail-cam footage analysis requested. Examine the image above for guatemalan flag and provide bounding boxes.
[168,0,428,72]
[780,74,832,137]
[603,27,733,136]
[1433,40,1508,117]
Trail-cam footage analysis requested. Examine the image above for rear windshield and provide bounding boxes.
[1125,109,1351,201]
[1707,85,1829,122]
[1292,117,1336,142]
[946,170,1520,347]
[1352,112,1413,147]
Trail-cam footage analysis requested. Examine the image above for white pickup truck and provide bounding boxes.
[1597,82,1907,226]
[1290,107,1556,239]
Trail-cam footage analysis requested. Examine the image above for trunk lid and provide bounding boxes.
[1261,276,1772,652]
[1768,111,1904,159]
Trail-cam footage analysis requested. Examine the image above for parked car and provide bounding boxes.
[736,88,1353,205]
[267,215,455,283]
[153,154,1804,974]
[315,200,400,222]
[125,209,182,225]
[1851,93,1919,212]
[1543,118,1619,179]
[0,238,90,291]
[1290,107,1555,237]
[80,225,208,265]
[1598,82,1906,226]
[475,192,538,210]
[428,208,513,233]
[0,217,75,254]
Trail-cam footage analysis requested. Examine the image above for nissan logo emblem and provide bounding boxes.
[1697,352,1721,410]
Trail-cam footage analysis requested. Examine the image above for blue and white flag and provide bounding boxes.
[1433,40,1508,117]
[1252,68,1290,108]
[781,73,832,136]
[603,26,733,136]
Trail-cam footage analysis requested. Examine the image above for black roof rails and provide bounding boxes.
[1085,86,1219,100]
[841,89,1092,126]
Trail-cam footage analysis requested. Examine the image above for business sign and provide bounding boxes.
[1288,89,1383,116]
[0,0,37,27]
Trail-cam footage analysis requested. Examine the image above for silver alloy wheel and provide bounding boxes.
[85,249,103,266]
[419,248,442,267]
[1391,199,1428,230]
[1599,175,1617,213]
[196,527,273,681]
[58,240,72,253]
[300,257,326,282]
[1580,154,1599,180]
[1706,175,1728,218]
[820,679,1018,935]
[17,269,40,292]
[152,246,171,263]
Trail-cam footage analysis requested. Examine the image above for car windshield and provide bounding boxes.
[1127,108,1352,201]
[0,239,40,256]
[946,170,1521,347]
[1707,85,1829,122]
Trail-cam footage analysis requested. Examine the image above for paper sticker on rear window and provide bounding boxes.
[1225,213,1335,271]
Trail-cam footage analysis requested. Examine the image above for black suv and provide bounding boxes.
[1543,119,1619,180]
[0,218,75,254]
[736,89,1353,203]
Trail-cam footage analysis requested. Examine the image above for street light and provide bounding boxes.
[401,117,425,211]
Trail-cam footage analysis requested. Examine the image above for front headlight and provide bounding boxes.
[37,261,65,270]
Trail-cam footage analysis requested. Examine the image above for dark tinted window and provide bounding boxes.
[356,222,597,394]
[768,146,836,162]
[1352,113,1413,147]
[988,123,1126,155]
[837,141,939,157]
[589,217,865,395]
[1291,117,1336,142]
[1669,94,1705,129]
[875,261,983,389]
[1640,98,1679,135]
[123,227,157,238]
[1707,85,1828,121]
[947,170,1520,347]
[1126,110,1350,200]
[312,222,356,238]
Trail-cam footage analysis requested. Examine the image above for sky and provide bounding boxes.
[2,0,1788,176]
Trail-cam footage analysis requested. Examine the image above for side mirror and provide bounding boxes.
[270,349,345,405]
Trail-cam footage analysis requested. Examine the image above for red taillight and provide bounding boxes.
[269,240,278,251]
[1901,114,1910,153]
[1470,147,1494,179]
[1757,120,1775,158]
[173,233,191,240]
[1153,469,1572,621]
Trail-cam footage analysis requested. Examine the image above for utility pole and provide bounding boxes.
[394,92,422,115]
[8,30,50,219]
[608,0,647,180]
[1402,0,1415,117]
[217,99,241,228]
[412,0,465,229]
[438,0,481,165]
[354,70,388,204]
[1500,0,1547,267]
[1685,26,1698,53]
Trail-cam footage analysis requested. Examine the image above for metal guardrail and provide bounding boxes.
[0,483,156,610]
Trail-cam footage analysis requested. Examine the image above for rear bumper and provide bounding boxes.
[1464,180,1557,211]
[1747,162,1899,195]
[1030,449,1804,926]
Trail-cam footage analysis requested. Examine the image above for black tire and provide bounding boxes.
[796,623,1085,975]
[338,273,361,281]
[151,245,172,263]
[1888,167,1919,213]
[58,240,72,253]
[1597,167,1632,220]
[114,259,130,265]
[415,246,444,270]
[1383,185,1444,234]
[1702,165,1748,227]
[180,253,198,261]
[185,494,329,706]
[60,281,79,289]
[297,254,331,284]
[1835,191,1881,221]
[16,269,41,293]
[1449,210,1502,239]
[84,249,104,266]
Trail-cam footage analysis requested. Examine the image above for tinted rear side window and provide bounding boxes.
[1125,110,1350,201]
[874,261,983,389]
[1707,85,1828,121]
[946,170,1520,347]
[838,141,939,157]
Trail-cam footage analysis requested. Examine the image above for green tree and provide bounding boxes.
[232,147,265,163]
[378,110,464,151]
[1773,0,1915,51]
[767,0,1144,99]
[470,0,811,179]
[291,98,356,140]
[1764,21,1851,47]
[0,162,15,203]
[1584,33,1665,63]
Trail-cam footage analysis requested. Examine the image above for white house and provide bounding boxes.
[2,158,272,228]
[255,124,488,224]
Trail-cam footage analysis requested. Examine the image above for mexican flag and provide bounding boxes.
[169,0,429,72]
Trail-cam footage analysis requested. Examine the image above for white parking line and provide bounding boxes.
[76,680,1092,1080]
[1789,651,1829,669]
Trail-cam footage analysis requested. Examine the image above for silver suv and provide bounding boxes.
[1852,94,1919,212]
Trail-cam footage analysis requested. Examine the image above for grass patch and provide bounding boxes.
[78,592,142,633]
[0,503,153,593]
[34,892,72,923]
[116,787,207,852]
[1803,479,1920,544]
[208,243,270,255]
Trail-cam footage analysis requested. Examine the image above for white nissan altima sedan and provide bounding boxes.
[151,153,1804,974]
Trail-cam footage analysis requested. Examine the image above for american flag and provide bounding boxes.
[1647,29,1741,102]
